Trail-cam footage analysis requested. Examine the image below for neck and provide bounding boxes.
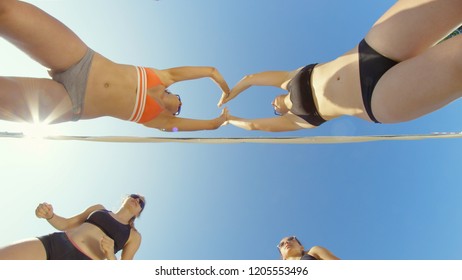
[285,255,302,260]
[283,94,292,111]
[114,207,135,224]
[284,252,303,260]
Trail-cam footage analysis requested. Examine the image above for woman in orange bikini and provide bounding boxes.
[0,0,229,132]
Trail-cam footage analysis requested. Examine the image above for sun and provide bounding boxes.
[19,122,60,139]
[6,121,61,156]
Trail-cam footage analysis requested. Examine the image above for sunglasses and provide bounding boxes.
[174,94,182,116]
[273,105,282,116]
[165,89,182,116]
[277,236,298,248]
[130,194,145,210]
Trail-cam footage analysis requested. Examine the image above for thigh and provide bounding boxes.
[0,0,88,71]
[371,35,462,123]
[0,77,74,124]
[366,0,462,61]
[0,238,47,260]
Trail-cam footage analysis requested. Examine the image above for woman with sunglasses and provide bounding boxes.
[219,0,462,132]
[277,236,340,260]
[0,194,146,260]
[0,0,229,132]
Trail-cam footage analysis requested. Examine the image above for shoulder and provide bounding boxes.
[306,245,327,258]
[284,113,316,129]
[88,204,105,211]
[84,204,106,215]
[129,228,142,244]
[154,68,177,87]
[283,65,312,89]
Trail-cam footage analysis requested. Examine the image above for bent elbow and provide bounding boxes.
[247,123,258,131]
[243,74,254,82]
[209,67,218,76]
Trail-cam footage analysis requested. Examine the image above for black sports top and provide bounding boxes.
[288,64,326,127]
[300,253,318,260]
[85,210,131,253]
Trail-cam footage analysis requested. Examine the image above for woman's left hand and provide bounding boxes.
[100,236,116,260]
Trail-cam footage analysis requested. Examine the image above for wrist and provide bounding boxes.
[46,213,55,220]
[214,117,224,126]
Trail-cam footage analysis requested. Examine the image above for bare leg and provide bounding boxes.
[0,0,88,71]
[372,34,462,123]
[0,238,47,260]
[363,0,462,122]
[366,0,462,61]
[0,77,73,123]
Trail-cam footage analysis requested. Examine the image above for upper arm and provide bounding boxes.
[63,204,105,230]
[121,230,142,260]
[157,66,208,86]
[241,69,300,90]
[157,66,228,91]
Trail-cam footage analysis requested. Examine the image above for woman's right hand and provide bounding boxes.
[100,236,116,260]
[218,75,250,107]
[219,70,293,107]
[35,202,54,220]
[216,107,229,127]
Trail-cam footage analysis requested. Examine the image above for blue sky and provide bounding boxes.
[1,0,462,260]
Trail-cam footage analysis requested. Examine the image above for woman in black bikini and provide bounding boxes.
[277,236,339,260]
[0,194,145,260]
[219,0,462,132]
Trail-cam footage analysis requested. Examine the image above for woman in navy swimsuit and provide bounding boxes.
[0,194,145,260]
[277,236,339,260]
[219,0,462,132]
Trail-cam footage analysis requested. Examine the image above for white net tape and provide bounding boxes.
[1,132,461,144]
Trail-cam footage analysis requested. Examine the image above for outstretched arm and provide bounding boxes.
[36,202,104,231]
[219,70,296,106]
[158,66,230,94]
[143,108,229,132]
[228,114,311,132]
[307,246,340,260]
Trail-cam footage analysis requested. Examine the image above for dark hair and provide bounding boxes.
[295,237,306,257]
[127,195,146,230]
